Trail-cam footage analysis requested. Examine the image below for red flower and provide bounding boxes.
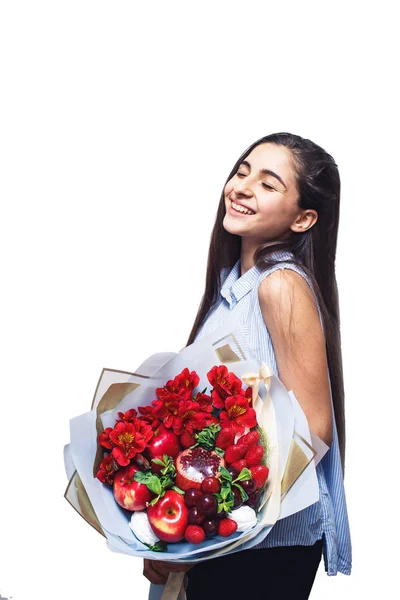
[194,391,213,413]
[151,393,181,429]
[99,427,114,450]
[156,385,191,403]
[170,400,212,436]
[219,395,257,434]
[96,455,119,485]
[116,408,137,423]
[109,421,147,466]
[245,386,253,406]
[154,367,196,401]
[133,417,155,444]
[172,367,200,394]
[137,405,161,430]
[207,365,244,409]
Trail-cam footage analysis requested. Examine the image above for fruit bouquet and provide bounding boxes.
[64,320,328,598]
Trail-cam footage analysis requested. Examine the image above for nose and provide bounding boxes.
[233,178,254,197]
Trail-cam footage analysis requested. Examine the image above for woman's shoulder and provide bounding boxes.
[255,256,318,306]
[253,255,325,337]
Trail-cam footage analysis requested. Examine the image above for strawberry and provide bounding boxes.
[215,426,236,450]
[231,459,247,472]
[238,430,259,451]
[185,525,206,544]
[225,443,247,464]
[245,445,264,467]
[250,465,270,488]
[180,430,196,449]
[218,518,238,537]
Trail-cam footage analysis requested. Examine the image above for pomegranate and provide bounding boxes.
[175,447,226,491]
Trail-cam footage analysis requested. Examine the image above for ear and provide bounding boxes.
[290,209,318,234]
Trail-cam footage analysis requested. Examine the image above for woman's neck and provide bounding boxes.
[240,237,286,277]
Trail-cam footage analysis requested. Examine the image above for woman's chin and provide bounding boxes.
[223,215,246,234]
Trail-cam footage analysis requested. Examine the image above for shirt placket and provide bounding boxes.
[225,287,237,310]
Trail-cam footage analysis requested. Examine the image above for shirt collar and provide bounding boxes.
[220,250,294,309]
[220,259,260,308]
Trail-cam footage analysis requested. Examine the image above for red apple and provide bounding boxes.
[113,464,154,511]
[147,490,189,542]
[146,423,181,474]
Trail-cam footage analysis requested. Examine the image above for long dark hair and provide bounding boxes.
[185,132,347,475]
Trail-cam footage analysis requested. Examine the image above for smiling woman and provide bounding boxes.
[146,132,352,600]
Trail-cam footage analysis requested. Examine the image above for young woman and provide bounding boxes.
[144,132,352,599]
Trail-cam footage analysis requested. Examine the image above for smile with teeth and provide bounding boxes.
[230,200,255,215]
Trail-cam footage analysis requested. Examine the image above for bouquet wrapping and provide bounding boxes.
[64,319,328,599]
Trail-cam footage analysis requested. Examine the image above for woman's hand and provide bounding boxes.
[143,559,194,585]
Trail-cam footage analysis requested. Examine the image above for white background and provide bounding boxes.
[0,1,399,598]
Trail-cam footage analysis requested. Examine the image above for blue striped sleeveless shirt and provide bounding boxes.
[194,250,352,576]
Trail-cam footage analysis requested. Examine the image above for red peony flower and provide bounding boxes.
[99,427,114,450]
[109,421,147,466]
[207,365,245,409]
[219,394,257,434]
[96,455,119,485]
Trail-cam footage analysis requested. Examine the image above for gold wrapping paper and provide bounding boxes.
[64,471,105,537]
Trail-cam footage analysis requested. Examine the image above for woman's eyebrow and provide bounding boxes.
[240,160,287,190]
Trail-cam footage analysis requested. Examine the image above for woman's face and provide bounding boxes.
[223,143,308,244]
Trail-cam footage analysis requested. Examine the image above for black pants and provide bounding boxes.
[186,538,323,600]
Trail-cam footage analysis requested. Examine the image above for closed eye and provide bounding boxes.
[237,172,275,191]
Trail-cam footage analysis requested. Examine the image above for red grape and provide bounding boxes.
[197,493,218,517]
[184,488,203,508]
[227,466,239,480]
[246,489,261,508]
[201,477,221,494]
[232,486,243,508]
[188,507,205,525]
[202,518,218,537]
[241,478,257,495]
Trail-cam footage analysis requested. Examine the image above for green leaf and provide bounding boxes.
[151,458,166,466]
[233,467,252,482]
[217,497,234,512]
[220,482,231,500]
[161,477,174,489]
[218,466,232,482]
[171,486,185,494]
[147,477,163,496]
[214,447,225,458]
[233,482,249,502]
[145,540,168,552]
[193,423,221,450]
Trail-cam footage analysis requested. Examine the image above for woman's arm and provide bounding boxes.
[258,268,333,447]
[143,559,194,585]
